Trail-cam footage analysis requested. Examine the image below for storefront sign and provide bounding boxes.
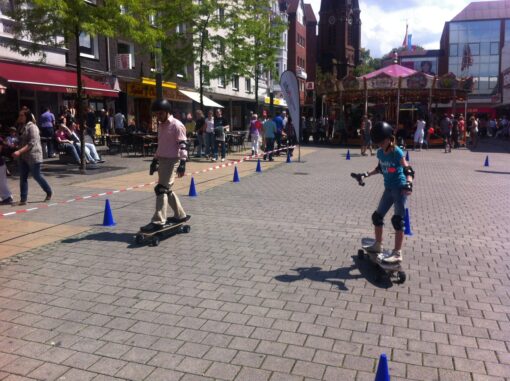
[127,82,189,102]
[367,75,396,89]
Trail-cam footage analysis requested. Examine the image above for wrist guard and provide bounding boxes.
[176,159,186,177]
[150,158,159,175]
[403,166,415,179]
[351,172,368,186]
[403,180,413,193]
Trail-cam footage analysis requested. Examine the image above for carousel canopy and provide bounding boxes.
[361,64,418,79]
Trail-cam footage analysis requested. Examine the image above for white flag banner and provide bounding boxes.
[280,70,300,140]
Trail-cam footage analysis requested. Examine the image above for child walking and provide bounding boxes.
[352,121,414,264]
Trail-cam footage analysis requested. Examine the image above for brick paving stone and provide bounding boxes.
[0,146,509,381]
[204,362,240,380]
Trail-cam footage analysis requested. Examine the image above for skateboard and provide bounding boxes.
[135,216,191,246]
[357,239,406,284]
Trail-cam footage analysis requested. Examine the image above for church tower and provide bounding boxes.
[317,0,361,79]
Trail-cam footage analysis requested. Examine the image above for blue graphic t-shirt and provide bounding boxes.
[376,146,407,189]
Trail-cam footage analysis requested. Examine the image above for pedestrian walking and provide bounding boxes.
[262,115,277,161]
[458,115,466,147]
[12,108,53,206]
[0,137,13,205]
[440,113,452,153]
[213,109,229,162]
[413,116,426,151]
[273,112,284,155]
[39,107,56,158]
[204,110,215,160]
[361,114,373,156]
[140,99,188,233]
[352,121,414,264]
[114,110,126,134]
[469,116,479,148]
[194,110,205,158]
[250,113,262,156]
[451,114,459,148]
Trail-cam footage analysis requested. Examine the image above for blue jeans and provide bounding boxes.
[376,187,407,220]
[61,143,81,164]
[19,161,52,202]
[215,140,226,160]
[195,134,204,157]
[204,132,215,157]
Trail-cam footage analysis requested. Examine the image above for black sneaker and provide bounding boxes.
[166,215,190,224]
[140,222,163,233]
[0,197,13,205]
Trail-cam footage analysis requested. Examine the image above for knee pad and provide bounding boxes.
[391,215,405,231]
[154,184,169,196]
[371,211,384,226]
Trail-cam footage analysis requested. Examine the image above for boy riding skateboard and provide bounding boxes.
[352,121,414,264]
[140,99,189,233]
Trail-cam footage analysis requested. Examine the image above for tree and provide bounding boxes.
[7,0,161,172]
[236,0,287,114]
[353,48,381,76]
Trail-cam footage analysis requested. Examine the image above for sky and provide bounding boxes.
[307,0,475,58]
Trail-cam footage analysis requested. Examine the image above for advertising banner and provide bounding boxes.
[280,70,300,140]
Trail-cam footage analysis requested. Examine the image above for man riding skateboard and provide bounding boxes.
[140,99,189,233]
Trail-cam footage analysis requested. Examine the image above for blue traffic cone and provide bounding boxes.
[405,150,410,162]
[256,159,262,173]
[102,199,116,227]
[404,208,413,236]
[286,150,292,163]
[374,353,390,381]
[346,150,351,160]
[188,177,197,197]
[233,166,240,182]
[484,155,489,167]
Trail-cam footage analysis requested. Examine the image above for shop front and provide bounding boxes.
[126,78,192,132]
[0,60,118,129]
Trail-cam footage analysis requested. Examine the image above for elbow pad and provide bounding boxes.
[178,140,187,160]
[403,166,415,179]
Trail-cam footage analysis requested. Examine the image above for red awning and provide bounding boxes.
[0,61,118,97]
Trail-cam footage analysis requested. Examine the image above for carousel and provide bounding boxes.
[318,62,474,129]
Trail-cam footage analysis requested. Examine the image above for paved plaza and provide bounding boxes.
[0,142,509,381]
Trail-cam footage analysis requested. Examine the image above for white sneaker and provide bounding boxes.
[363,241,383,253]
[212,158,217,162]
[382,250,402,264]
[221,158,225,162]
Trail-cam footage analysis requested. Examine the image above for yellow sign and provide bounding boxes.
[127,81,189,102]
[141,77,177,89]
[264,97,287,107]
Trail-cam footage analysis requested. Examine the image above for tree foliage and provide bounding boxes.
[353,48,381,76]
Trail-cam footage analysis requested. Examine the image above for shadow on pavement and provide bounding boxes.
[62,232,135,245]
[475,170,510,175]
[275,266,359,291]
[351,255,393,289]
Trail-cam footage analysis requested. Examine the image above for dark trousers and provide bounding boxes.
[263,138,275,161]
[275,132,282,155]
[40,127,55,157]
[19,160,52,202]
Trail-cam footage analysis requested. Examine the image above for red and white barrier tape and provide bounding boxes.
[0,146,295,218]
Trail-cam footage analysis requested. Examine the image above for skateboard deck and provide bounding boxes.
[358,238,406,284]
[135,216,191,246]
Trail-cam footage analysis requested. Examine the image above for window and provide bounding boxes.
[117,41,135,69]
[0,0,14,15]
[149,13,157,26]
[79,32,98,58]
[218,75,226,88]
[245,78,251,93]
[490,42,499,55]
[232,75,239,90]
[449,43,458,57]
[469,43,480,56]
[218,7,225,22]
[177,23,186,34]
[276,63,280,77]
[120,5,127,14]
[202,66,210,86]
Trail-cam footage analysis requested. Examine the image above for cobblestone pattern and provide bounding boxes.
[0,147,509,381]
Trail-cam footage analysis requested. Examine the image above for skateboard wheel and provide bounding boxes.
[151,236,160,246]
[397,271,406,284]
[357,249,364,259]
[135,234,144,245]
[183,225,191,233]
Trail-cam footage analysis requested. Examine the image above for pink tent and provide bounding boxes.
[361,64,417,79]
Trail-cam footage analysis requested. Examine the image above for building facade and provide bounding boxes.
[439,1,510,116]
[317,0,361,80]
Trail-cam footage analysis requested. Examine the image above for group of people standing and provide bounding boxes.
[193,108,229,162]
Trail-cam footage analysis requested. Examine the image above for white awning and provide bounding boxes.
[178,89,224,108]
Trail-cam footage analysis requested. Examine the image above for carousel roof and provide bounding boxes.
[361,64,417,79]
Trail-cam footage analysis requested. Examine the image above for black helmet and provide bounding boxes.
[370,121,394,143]
[151,99,172,113]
